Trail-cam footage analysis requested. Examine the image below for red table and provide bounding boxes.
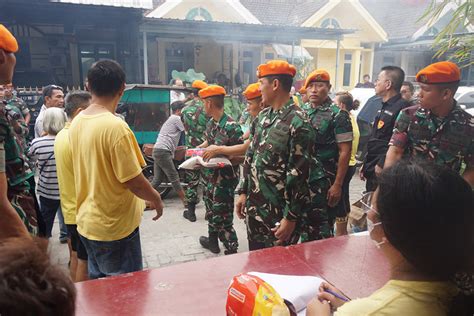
[75,235,390,316]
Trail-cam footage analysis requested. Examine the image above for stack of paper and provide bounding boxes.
[247,272,325,315]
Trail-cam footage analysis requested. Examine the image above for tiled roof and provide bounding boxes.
[360,0,430,39]
[240,0,328,26]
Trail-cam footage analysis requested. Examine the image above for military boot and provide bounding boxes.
[183,203,196,222]
[199,232,220,254]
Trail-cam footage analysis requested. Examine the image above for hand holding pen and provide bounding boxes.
[317,282,350,310]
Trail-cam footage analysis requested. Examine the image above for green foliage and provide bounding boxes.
[171,69,206,84]
[420,0,473,67]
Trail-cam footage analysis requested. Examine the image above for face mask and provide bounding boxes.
[367,216,386,249]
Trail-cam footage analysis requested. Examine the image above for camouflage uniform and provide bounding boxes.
[240,100,313,248]
[6,96,29,120]
[390,103,474,173]
[4,99,29,151]
[181,99,208,205]
[305,98,353,228]
[0,103,38,235]
[203,113,243,252]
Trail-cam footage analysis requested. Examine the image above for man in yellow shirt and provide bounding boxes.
[54,90,91,282]
[69,60,164,279]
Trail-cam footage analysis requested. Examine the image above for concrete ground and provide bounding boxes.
[50,176,366,270]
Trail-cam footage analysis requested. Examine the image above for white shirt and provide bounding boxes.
[34,104,47,139]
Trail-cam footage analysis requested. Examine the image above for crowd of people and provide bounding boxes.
[0,23,473,315]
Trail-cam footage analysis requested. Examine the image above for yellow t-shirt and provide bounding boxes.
[54,122,76,225]
[69,112,145,241]
[335,280,458,316]
[349,113,360,167]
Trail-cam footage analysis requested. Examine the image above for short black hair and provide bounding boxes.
[363,74,370,79]
[42,84,63,99]
[87,59,126,97]
[435,81,460,95]
[264,75,293,93]
[381,66,405,92]
[64,91,91,117]
[0,238,76,316]
[171,100,185,112]
[402,81,414,93]
[207,95,225,109]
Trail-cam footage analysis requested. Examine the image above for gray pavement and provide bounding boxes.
[50,175,366,270]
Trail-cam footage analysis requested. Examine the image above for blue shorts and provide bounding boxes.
[79,227,143,279]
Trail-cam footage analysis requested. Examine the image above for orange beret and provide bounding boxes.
[299,87,307,94]
[416,61,460,84]
[0,25,18,53]
[192,80,208,90]
[303,69,330,89]
[256,60,296,78]
[243,83,262,100]
[198,85,226,99]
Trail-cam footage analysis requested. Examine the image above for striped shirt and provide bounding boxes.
[28,135,60,200]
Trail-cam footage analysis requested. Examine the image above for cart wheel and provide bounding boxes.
[142,165,171,199]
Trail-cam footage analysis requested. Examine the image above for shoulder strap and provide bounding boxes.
[39,152,54,175]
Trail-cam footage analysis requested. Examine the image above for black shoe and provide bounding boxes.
[199,233,220,254]
[224,249,237,255]
[183,203,196,222]
[183,205,196,222]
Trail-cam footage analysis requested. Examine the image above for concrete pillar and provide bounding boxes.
[143,31,148,84]
[334,39,340,91]
[353,49,362,88]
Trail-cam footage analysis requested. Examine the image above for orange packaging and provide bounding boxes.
[226,273,292,316]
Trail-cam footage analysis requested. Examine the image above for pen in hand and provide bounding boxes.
[324,289,350,302]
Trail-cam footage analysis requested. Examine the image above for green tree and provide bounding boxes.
[420,0,473,66]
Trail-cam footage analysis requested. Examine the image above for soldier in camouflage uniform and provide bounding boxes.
[4,84,30,124]
[386,61,474,186]
[303,70,353,237]
[197,85,243,255]
[0,25,39,236]
[182,80,209,222]
[236,60,314,250]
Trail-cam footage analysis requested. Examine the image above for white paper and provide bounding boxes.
[178,156,232,170]
[248,272,324,314]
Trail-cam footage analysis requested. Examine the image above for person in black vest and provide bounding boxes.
[360,66,409,192]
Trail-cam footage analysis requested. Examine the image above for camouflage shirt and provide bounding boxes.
[241,100,314,224]
[390,103,474,173]
[181,98,208,148]
[203,113,243,180]
[305,98,353,177]
[6,96,29,117]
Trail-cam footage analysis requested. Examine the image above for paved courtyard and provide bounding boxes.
[50,176,366,271]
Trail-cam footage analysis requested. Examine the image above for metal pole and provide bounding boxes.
[143,31,149,85]
[291,41,295,64]
[335,39,340,91]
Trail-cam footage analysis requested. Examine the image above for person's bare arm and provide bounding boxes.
[197,140,208,148]
[124,173,164,221]
[24,112,31,125]
[462,167,474,188]
[327,142,351,207]
[384,145,404,169]
[0,172,29,240]
[203,140,250,160]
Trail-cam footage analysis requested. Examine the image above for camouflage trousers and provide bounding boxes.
[185,169,203,205]
[203,175,239,252]
[299,177,332,242]
[245,214,300,249]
